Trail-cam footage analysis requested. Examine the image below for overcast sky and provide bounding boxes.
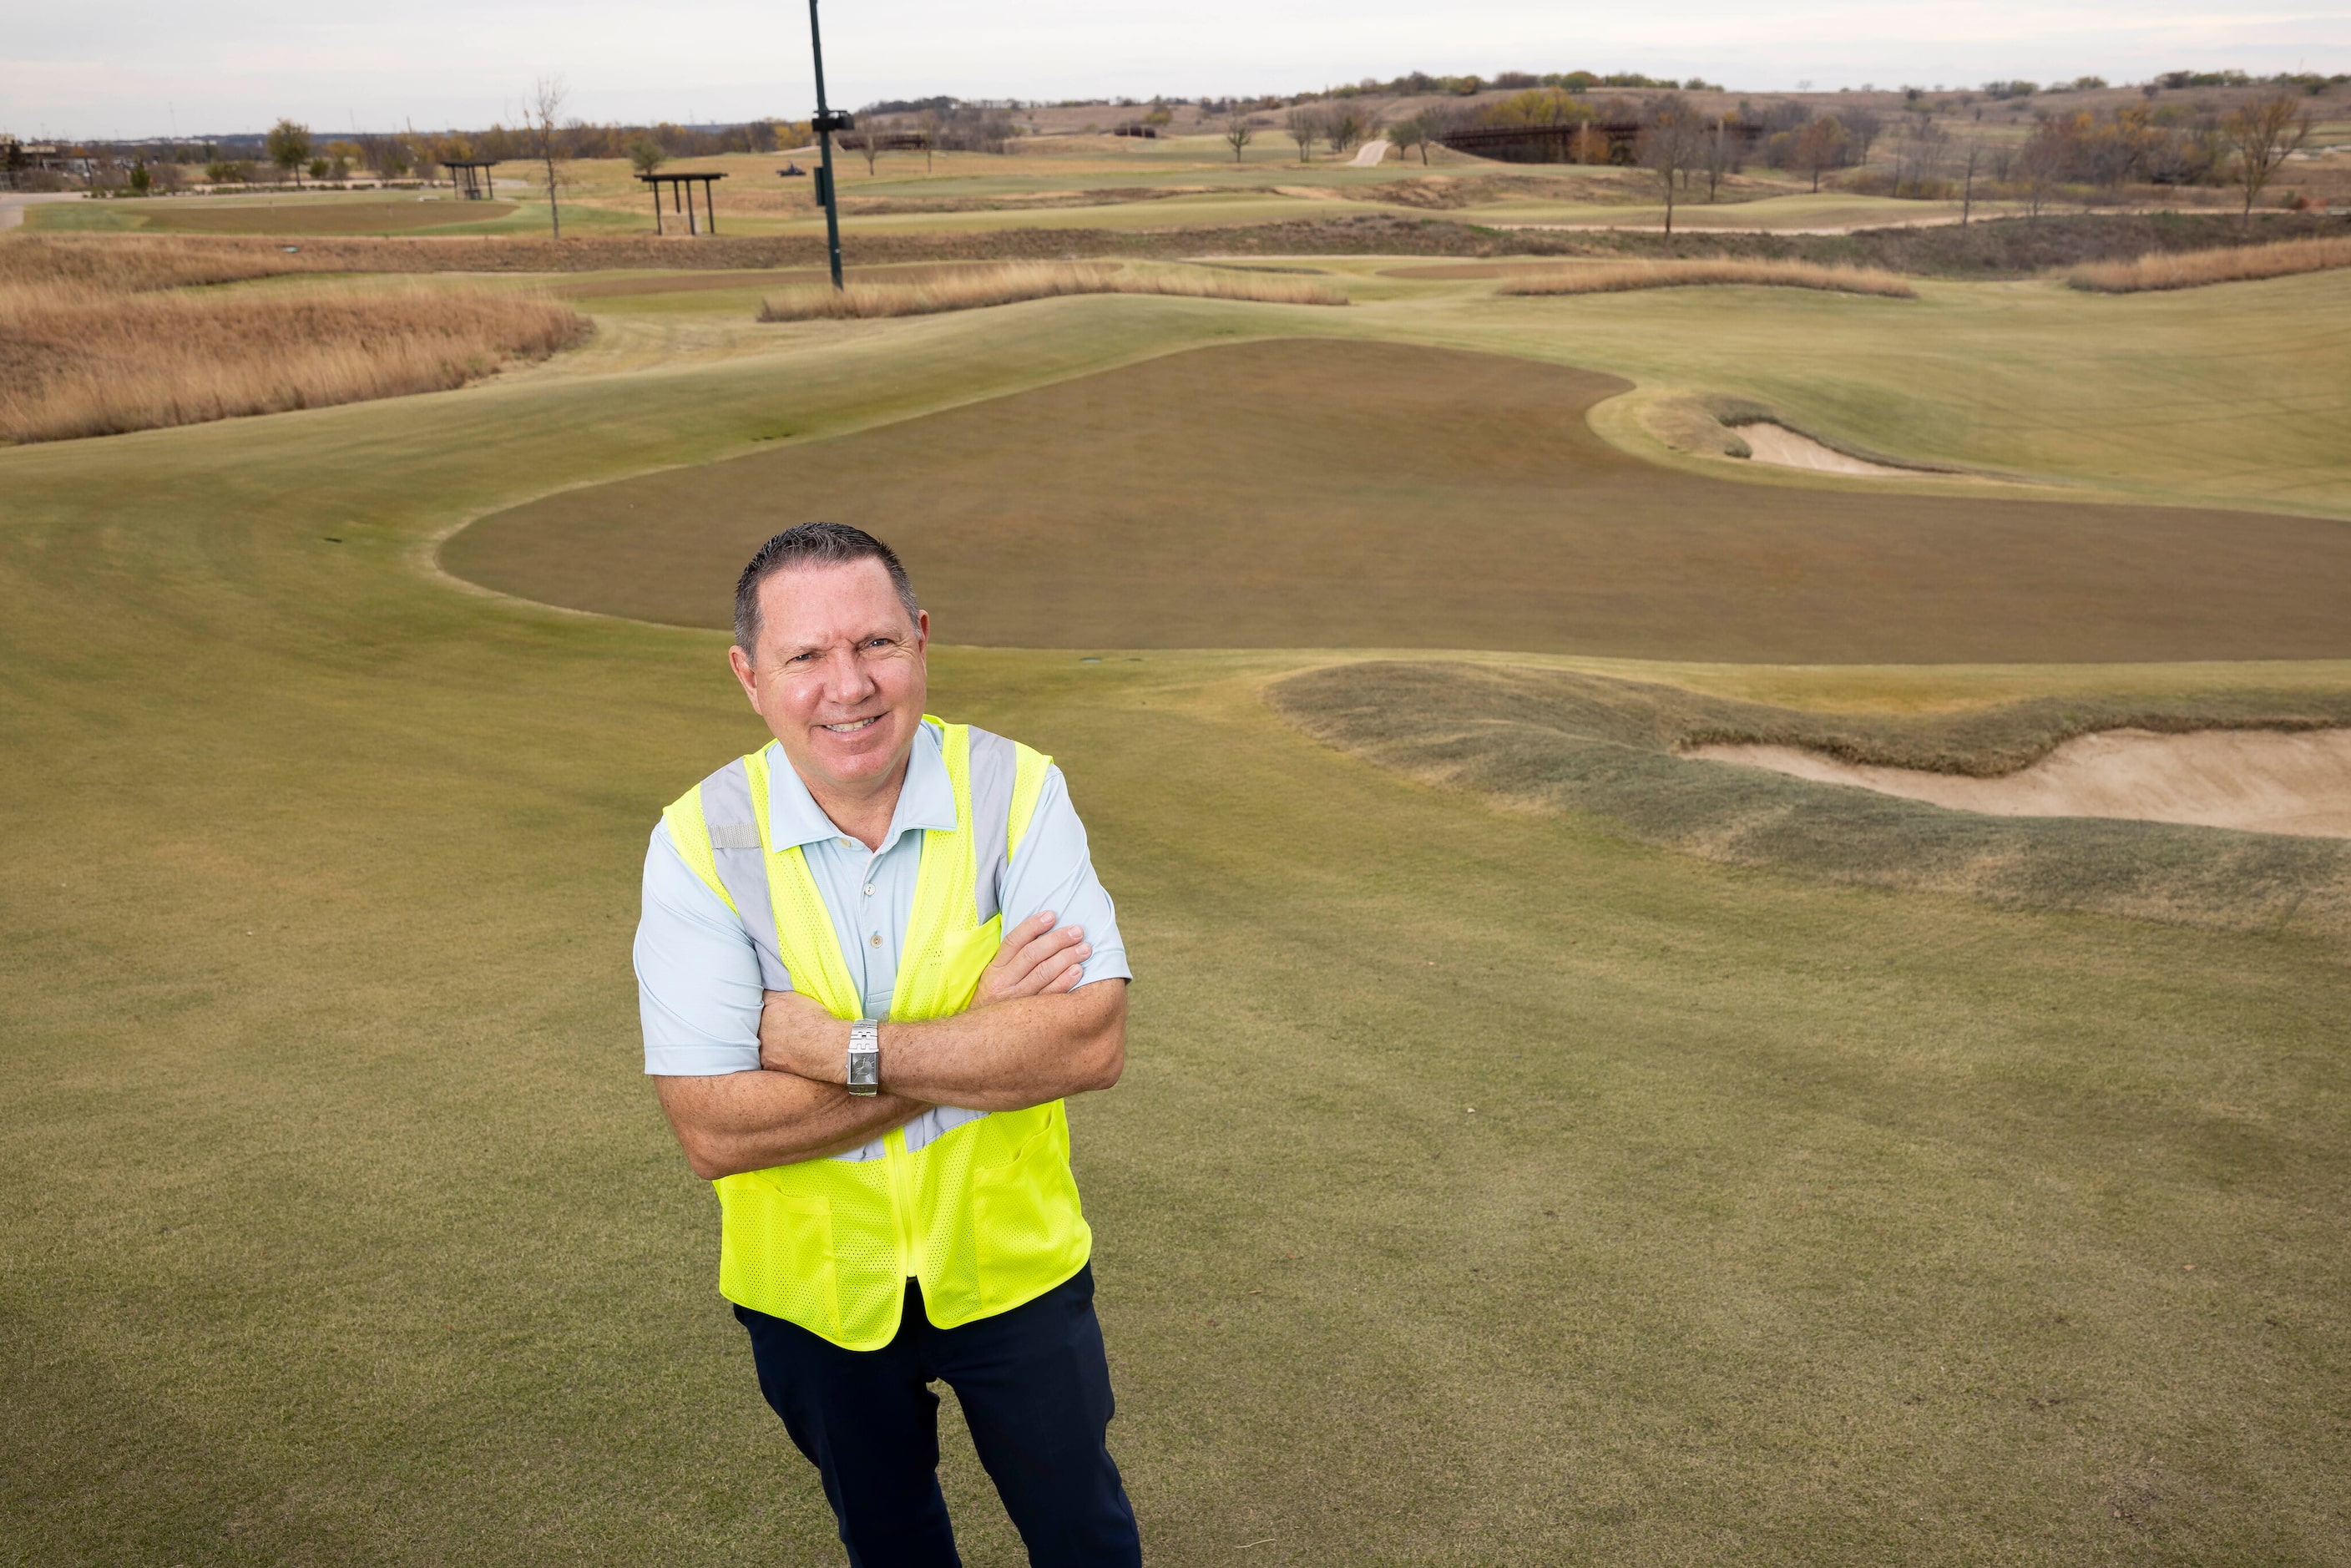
[8,2,2348,140]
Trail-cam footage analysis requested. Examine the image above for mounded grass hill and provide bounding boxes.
[1271,660,2351,933]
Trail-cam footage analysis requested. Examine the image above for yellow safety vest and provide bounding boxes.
[661,718,1093,1351]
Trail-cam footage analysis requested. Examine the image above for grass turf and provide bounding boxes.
[4,279,2349,1565]
[447,336,2351,663]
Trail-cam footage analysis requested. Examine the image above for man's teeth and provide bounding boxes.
[822,718,880,734]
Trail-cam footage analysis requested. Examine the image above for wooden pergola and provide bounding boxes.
[640,170,727,235]
[441,159,498,200]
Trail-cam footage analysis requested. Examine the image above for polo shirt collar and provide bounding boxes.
[763,719,955,853]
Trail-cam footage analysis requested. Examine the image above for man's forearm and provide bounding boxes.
[763,982,1126,1111]
[655,1070,928,1181]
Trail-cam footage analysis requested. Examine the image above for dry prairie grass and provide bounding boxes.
[2066,234,2351,292]
[0,234,310,291]
[0,279,588,443]
[757,260,1347,321]
[1498,258,1917,298]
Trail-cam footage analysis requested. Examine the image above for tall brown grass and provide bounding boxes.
[0,279,589,443]
[1497,259,1917,299]
[2066,235,2351,293]
[0,235,311,291]
[758,261,1348,321]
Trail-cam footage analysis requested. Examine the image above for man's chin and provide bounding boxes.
[806,717,909,781]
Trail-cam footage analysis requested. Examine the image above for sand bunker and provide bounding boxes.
[1689,728,2351,837]
[1738,422,1918,478]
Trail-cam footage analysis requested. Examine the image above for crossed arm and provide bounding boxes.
[654,913,1126,1181]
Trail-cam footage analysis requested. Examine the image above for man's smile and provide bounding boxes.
[821,716,883,735]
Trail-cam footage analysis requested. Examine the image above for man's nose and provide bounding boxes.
[818,646,876,700]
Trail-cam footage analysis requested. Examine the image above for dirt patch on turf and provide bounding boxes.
[444,338,2351,664]
[1270,660,2351,933]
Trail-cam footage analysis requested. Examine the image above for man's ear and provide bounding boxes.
[728,644,761,707]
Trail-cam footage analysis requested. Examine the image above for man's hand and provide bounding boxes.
[977,911,1092,1007]
[757,910,1095,1081]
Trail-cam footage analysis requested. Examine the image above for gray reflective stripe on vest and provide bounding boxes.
[966,727,1017,926]
[700,758,791,993]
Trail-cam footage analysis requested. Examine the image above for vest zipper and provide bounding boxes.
[882,1124,918,1284]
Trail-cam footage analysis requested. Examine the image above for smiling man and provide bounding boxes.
[635,523,1140,1566]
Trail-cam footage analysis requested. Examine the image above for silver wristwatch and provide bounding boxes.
[846,1019,880,1096]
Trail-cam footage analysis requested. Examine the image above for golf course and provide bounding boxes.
[5,195,2350,1565]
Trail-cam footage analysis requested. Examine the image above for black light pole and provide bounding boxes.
[806,0,849,290]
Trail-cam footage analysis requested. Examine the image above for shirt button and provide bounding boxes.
[862,883,875,897]
[870,933,882,948]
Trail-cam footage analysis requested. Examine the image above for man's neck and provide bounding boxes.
[804,751,911,852]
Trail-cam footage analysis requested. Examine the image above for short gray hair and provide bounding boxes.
[732,522,922,659]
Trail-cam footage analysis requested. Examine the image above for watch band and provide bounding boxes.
[846,1019,880,1096]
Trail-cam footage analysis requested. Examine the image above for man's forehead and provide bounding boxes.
[756,561,912,649]
[757,557,899,615]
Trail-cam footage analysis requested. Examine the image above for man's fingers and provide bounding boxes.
[1010,923,1084,974]
[983,913,1059,976]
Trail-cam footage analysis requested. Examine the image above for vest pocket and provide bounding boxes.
[716,1176,842,1339]
[971,1110,1089,1313]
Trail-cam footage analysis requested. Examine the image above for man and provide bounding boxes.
[635,522,1141,1566]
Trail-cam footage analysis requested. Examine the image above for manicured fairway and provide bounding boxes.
[6,280,2349,1565]
[448,337,2351,663]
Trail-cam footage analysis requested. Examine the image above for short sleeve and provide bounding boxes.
[997,765,1130,988]
[635,825,767,1075]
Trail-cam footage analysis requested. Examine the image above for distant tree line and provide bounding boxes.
[853,99,1026,155]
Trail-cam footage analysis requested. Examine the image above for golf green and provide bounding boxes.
[447,337,2351,663]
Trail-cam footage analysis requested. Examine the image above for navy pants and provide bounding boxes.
[736,1264,1140,1568]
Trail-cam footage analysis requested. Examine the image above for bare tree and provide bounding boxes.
[523,77,570,238]
[2221,93,2315,231]
[1958,139,1982,225]
[1842,107,1885,165]
[1285,105,1324,162]
[1893,113,1948,196]
[1223,112,1254,164]
[1790,116,1847,191]
[1323,104,1373,154]
[1700,114,1738,201]
[2017,129,2060,220]
[1637,95,1700,234]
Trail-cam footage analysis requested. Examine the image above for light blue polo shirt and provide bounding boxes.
[635,719,1130,1080]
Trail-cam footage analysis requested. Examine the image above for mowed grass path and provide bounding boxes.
[449,337,2351,663]
[4,295,2348,1564]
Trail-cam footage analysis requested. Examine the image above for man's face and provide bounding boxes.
[730,558,929,800]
